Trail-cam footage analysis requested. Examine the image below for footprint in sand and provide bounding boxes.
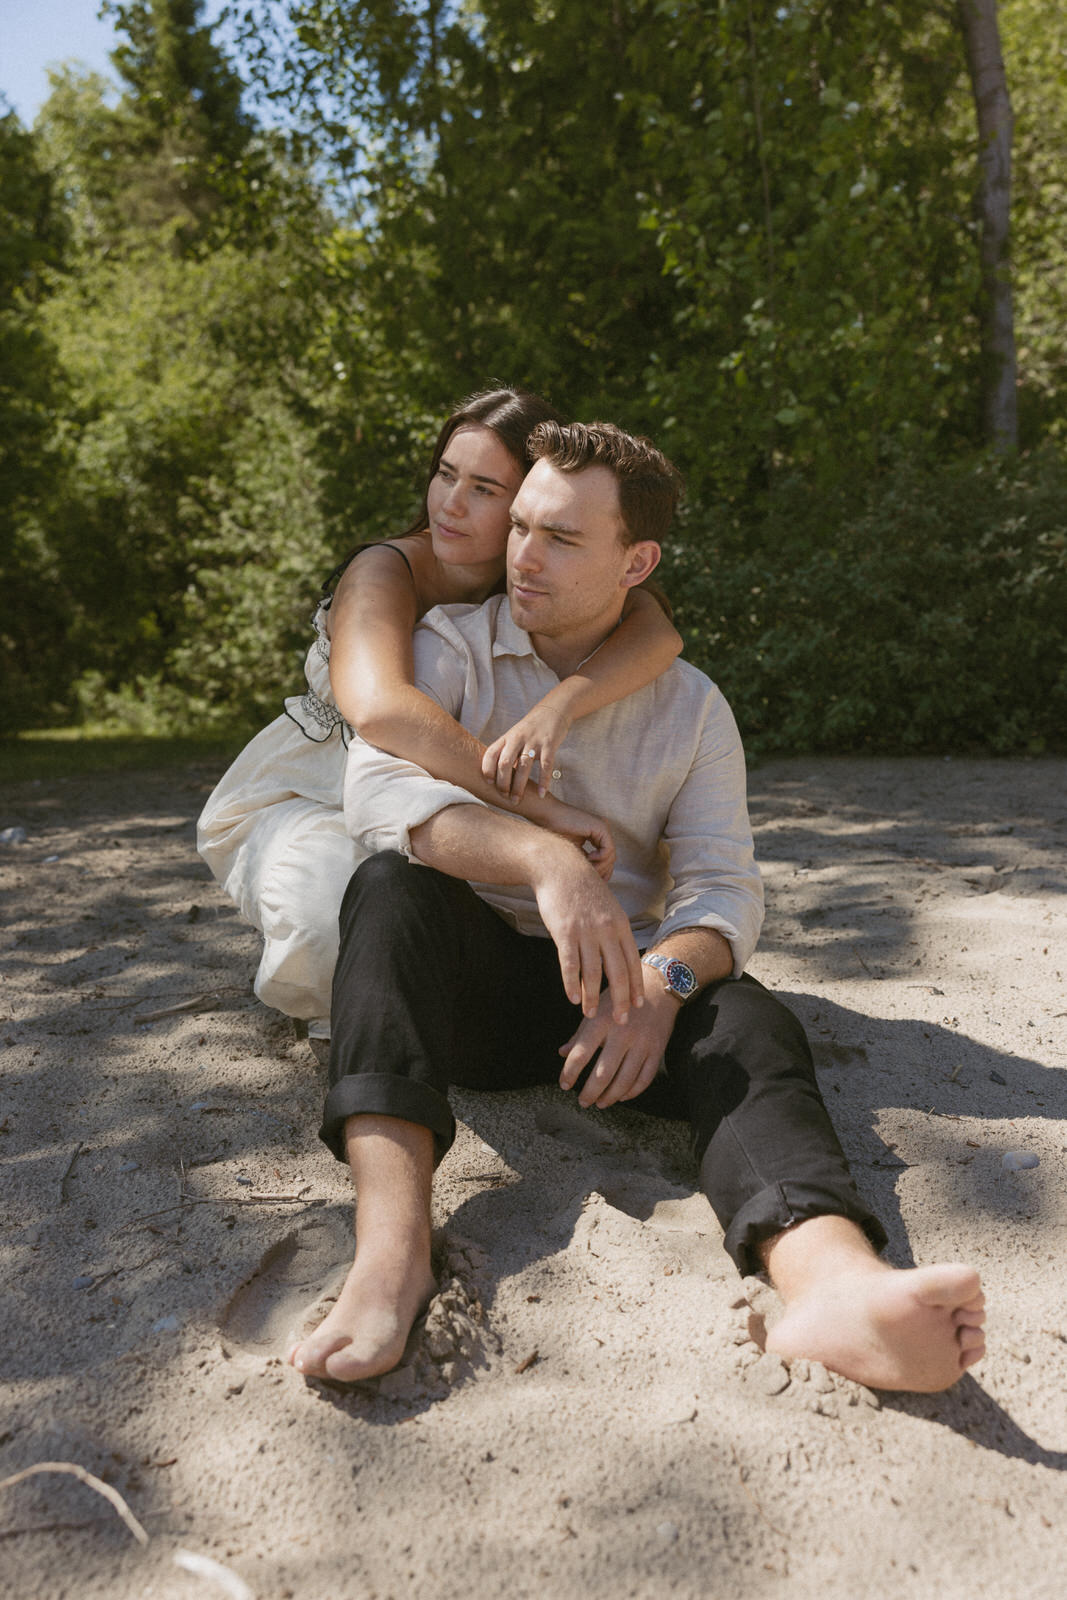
[222,1217,496,1399]
[220,1210,353,1360]
[534,1101,616,1153]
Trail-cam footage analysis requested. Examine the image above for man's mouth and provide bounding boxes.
[512,580,547,600]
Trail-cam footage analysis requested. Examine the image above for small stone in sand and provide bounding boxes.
[1002,1150,1039,1171]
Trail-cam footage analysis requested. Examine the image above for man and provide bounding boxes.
[288,421,985,1394]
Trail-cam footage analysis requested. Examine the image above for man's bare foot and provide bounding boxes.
[287,1247,437,1384]
[759,1215,985,1393]
[765,1258,985,1393]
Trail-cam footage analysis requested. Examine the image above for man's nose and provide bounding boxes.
[511,531,541,571]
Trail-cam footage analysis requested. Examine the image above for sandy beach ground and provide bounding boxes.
[2,754,1066,1600]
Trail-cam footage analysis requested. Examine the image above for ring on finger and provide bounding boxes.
[523,748,537,761]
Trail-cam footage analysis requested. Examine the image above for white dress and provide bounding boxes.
[197,597,366,1024]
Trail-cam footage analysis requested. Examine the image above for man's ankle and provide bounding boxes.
[760,1214,888,1303]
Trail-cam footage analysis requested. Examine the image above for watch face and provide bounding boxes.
[664,959,697,998]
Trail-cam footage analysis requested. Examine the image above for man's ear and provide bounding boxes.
[620,540,662,589]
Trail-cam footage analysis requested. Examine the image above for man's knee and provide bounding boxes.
[337,850,482,953]
[679,974,814,1077]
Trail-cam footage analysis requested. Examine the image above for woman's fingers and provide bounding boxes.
[535,738,559,798]
[480,738,501,781]
[511,744,537,802]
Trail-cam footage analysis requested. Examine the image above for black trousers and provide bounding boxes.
[322,852,886,1275]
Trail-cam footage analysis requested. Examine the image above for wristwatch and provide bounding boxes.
[641,952,698,1003]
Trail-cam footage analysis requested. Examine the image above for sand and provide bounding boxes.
[1,754,1065,1600]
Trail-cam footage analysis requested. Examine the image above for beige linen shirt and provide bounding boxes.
[343,596,764,975]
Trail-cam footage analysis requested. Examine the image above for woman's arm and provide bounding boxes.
[482,585,683,799]
[327,544,617,873]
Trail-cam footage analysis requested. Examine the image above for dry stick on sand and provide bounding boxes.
[0,1463,256,1598]
[59,1142,83,1204]
[135,995,224,1024]
[0,1462,149,1545]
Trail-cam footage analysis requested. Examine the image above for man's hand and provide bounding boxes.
[531,845,643,1023]
[535,794,615,880]
[558,984,680,1109]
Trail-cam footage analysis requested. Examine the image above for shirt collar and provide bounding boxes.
[488,590,623,675]
[490,596,542,662]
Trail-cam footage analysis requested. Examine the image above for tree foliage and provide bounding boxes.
[0,108,70,730]
[3,0,1066,752]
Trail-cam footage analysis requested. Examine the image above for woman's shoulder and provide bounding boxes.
[333,532,429,586]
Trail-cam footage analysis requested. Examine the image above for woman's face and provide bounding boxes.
[426,425,525,569]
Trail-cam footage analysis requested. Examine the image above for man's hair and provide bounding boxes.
[527,420,683,546]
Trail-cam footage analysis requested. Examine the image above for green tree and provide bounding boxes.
[1001,0,1067,443]
[634,0,982,499]
[0,107,71,731]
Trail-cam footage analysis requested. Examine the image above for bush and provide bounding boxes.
[665,448,1067,757]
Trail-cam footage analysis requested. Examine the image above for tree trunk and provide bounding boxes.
[958,0,1017,452]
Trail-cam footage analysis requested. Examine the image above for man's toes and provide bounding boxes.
[292,1329,350,1374]
[913,1263,982,1310]
[954,1304,986,1329]
[323,1341,395,1383]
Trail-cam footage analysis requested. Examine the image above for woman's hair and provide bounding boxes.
[324,386,565,595]
[402,386,568,538]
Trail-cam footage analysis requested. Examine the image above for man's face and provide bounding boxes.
[506,460,658,650]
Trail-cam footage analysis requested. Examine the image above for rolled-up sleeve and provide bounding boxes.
[653,689,764,974]
[342,614,491,858]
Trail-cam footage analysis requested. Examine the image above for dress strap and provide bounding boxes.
[321,538,416,596]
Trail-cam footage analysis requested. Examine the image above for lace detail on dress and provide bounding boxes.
[298,688,344,736]
[282,599,351,743]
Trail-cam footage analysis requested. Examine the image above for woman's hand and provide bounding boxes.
[536,794,616,881]
[481,703,573,801]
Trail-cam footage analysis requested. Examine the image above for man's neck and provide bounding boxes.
[529,612,623,680]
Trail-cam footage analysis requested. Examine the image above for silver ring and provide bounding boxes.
[551,768,562,781]
[523,748,537,760]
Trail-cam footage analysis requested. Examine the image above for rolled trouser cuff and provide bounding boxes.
[714,1172,889,1277]
[319,1072,456,1164]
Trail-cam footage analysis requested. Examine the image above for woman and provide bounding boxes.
[198,387,682,1031]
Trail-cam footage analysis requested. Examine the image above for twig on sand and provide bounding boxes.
[0,1464,256,1596]
[0,1462,149,1545]
[59,1142,83,1204]
[136,994,223,1024]
[730,1445,789,1541]
[117,1185,316,1232]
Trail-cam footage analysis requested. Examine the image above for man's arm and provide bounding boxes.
[409,802,644,1023]
[558,926,732,1109]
